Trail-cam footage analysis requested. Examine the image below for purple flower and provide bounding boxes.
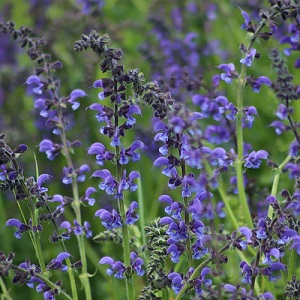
[261,262,286,281]
[249,76,271,93]
[124,105,142,126]
[217,63,237,84]
[256,218,267,240]
[25,75,44,95]
[68,89,87,110]
[289,140,300,157]
[87,142,115,165]
[76,164,90,182]
[276,103,288,120]
[242,106,258,128]
[81,187,97,206]
[285,163,300,179]
[125,201,139,225]
[5,218,31,239]
[240,48,256,66]
[95,208,122,230]
[38,139,62,160]
[168,272,184,294]
[240,9,252,31]
[192,238,209,259]
[215,96,237,120]
[240,261,256,284]
[99,257,126,279]
[46,252,71,272]
[92,169,117,195]
[116,170,140,199]
[159,195,183,220]
[269,121,288,135]
[239,226,253,249]
[244,150,268,169]
[130,252,145,276]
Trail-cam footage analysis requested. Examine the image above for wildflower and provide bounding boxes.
[95,208,122,230]
[261,262,286,281]
[68,89,87,110]
[276,103,288,120]
[242,106,258,128]
[159,195,183,220]
[168,272,184,294]
[217,63,238,84]
[46,252,71,272]
[244,150,268,169]
[81,187,97,206]
[130,252,145,276]
[125,201,139,225]
[269,121,288,135]
[239,226,253,249]
[99,257,126,279]
[166,243,184,263]
[38,139,62,160]
[247,76,271,93]
[204,125,231,144]
[285,163,300,179]
[87,142,115,166]
[240,48,256,66]
[25,75,44,95]
[92,169,117,195]
[5,218,32,239]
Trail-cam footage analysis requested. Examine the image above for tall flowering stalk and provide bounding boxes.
[74,31,149,299]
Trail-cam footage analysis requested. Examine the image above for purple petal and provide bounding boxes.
[69,89,86,101]
[5,218,21,228]
[93,80,103,88]
[158,195,173,204]
[37,174,52,187]
[56,252,71,262]
[99,256,114,265]
[26,75,41,85]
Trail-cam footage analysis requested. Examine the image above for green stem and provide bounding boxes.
[267,155,291,218]
[0,277,12,300]
[287,249,296,284]
[137,177,146,252]
[58,108,90,300]
[114,86,134,300]
[235,64,253,229]
[235,12,278,228]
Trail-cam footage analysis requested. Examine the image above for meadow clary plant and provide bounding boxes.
[2,1,300,299]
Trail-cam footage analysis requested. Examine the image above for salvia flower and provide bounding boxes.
[46,252,71,272]
[99,257,126,279]
[25,75,44,95]
[168,272,184,294]
[247,76,271,93]
[87,142,115,166]
[239,226,253,250]
[159,195,184,220]
[217,63,238,84]
[81,187,97,206]
[5,218,32,239]
[261,262,286,282]
[92,169,117,195]
[129,252,145,276]
[125,201,139,225]
[244,150,268,169]
[38,139,62,160]
[95,208,122,230]
[242,106,258,128]
[240,48,256,66]
[67,89,87,111]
